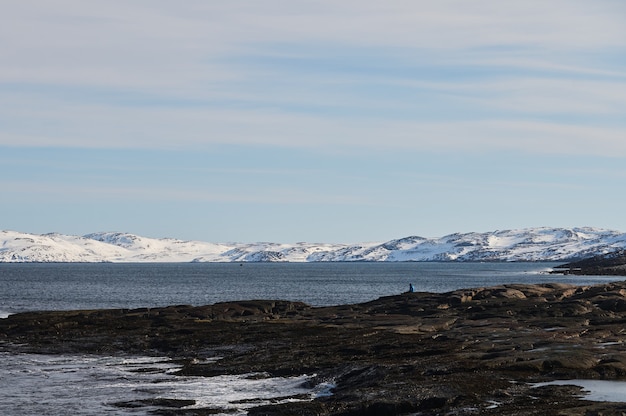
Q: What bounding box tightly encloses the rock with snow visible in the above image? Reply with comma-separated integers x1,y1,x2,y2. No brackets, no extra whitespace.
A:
0,227,625,263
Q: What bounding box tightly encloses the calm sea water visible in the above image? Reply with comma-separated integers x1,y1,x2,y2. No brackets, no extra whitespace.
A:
0,262,622,415
0,262,620,315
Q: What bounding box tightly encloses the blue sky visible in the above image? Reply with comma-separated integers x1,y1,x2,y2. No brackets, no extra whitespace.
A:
1,1,625,243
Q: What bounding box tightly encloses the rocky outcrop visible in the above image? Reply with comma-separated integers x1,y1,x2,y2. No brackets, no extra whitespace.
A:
3,281,626,415
553,250,626,276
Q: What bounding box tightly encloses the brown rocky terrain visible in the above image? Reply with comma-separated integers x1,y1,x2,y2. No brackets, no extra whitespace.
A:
3,281,626,415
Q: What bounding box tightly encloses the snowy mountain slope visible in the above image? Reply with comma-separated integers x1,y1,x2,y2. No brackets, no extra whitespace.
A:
83,232,232,262
0,231,129,262
1,227,625,263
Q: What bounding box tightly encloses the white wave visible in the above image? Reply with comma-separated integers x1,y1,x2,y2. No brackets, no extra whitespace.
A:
0,353,331,415
0,311,11,319
311,379,336,398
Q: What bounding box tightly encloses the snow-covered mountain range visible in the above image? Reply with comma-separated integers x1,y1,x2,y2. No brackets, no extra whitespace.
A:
1,227,626,263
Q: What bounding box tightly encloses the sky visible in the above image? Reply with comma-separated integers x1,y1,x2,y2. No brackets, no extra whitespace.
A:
1,1,626,243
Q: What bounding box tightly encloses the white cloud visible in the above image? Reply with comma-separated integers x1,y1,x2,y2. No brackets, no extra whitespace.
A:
1,0,625,157
454,77,626,115
2,90,625,157
2,0,624,87
0,178,371,206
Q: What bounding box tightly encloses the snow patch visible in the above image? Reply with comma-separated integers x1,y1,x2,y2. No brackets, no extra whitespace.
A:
0,228,625,263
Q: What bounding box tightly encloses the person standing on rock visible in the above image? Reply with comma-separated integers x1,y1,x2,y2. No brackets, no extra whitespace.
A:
409,283,415,293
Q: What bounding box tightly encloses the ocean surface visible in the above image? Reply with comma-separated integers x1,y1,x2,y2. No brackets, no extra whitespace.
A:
1,262,620,315
1,262,623,415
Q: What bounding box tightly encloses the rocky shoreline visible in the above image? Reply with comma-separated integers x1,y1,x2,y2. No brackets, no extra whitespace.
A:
552,250,626,277
3,281,626,415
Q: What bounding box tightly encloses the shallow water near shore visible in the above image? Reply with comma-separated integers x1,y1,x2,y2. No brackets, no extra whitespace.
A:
533,380,626,402
0,352,330,416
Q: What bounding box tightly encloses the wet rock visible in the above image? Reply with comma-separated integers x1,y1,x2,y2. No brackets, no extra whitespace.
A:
4,281,626,415
112,398,196,409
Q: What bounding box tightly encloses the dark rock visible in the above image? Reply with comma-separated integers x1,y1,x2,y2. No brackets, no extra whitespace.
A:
112,398,196,408
4,281,626,414
553,250,626,276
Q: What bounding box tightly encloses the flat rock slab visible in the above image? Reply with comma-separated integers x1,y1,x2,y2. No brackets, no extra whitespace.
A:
3,281,626,415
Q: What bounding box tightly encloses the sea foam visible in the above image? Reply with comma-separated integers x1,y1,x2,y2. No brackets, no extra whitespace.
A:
0,353,330,416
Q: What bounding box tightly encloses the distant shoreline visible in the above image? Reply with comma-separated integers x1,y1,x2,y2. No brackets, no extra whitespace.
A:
550,250,626,277
3,227,626,262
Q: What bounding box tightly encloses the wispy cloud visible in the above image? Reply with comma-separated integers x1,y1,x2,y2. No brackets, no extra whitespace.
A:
0,179,371,207
2,0,624,157
2,1,625,240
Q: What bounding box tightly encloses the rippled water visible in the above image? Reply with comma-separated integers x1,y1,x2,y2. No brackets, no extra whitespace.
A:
0,262,618,315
